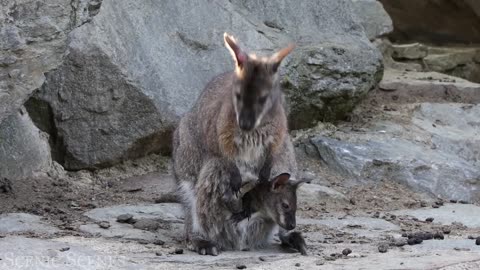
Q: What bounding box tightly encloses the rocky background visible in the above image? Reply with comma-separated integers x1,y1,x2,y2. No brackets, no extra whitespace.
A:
1,1,480,269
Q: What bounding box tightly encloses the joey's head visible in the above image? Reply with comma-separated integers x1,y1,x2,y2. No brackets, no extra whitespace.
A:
224,33,294,131
258,173,310,231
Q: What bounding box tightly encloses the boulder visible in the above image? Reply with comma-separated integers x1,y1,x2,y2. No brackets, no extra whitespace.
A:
0,0,102,123
33,0,382,169
391,43,428,60
307,102,480,203
350,0,393,40
380,0,480,45
0,108,52,179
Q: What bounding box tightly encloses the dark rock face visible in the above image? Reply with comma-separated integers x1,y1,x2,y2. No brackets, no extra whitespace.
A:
380,0,480,45
28,0,382,169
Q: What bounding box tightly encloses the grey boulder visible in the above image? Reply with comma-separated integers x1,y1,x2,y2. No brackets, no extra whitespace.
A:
31,0,381,169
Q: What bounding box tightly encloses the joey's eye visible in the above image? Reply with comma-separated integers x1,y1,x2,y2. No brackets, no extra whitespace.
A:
258,96,267,105
281,202,289,210
236,93,241,100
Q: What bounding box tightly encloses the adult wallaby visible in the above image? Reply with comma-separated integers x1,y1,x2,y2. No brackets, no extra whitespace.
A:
195,172,309,255
172,33,297,254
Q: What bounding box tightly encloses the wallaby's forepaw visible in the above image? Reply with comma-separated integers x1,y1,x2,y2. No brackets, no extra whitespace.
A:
193,239,219,256
280,231,308,256
229,165,242,197
230,208,251,223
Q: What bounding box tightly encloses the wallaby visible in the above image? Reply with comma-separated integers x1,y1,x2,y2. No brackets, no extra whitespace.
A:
195,172,309,255
172,33,297,254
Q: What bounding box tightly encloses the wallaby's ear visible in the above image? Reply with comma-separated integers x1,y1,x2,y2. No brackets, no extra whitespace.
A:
224,33,247,69
271,44,295,73
289,178,312,189
271,173,291,191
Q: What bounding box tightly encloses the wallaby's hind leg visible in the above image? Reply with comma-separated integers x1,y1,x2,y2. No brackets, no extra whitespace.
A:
194,158,243,253
279,229,308,255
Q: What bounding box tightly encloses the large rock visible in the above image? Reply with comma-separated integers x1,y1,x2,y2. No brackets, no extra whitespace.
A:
0,108,52,179
380,0,480,44
350,0,393,40
33,0,382,169
308,102,480,203
0,0,102,123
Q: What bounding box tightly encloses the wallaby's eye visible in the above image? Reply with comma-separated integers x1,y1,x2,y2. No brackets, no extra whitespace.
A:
258,96,267,105
236,93,241,100
281,202,289,210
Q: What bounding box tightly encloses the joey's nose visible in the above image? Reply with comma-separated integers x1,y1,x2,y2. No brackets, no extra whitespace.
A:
286,223,295,231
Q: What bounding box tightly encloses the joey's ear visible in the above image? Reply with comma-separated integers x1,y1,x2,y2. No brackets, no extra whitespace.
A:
271,44,295,73
289,178,312,189
271,173,291,191
224,33,248,69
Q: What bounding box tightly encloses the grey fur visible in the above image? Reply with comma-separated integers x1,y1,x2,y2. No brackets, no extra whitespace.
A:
172,34,297,254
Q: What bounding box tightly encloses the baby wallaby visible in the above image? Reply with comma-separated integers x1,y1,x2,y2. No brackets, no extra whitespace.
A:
195,172,309,255
172,33,297,252
236,173,309,255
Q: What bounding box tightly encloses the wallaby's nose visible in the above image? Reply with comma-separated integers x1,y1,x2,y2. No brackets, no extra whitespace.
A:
286,223,295,231
239,112,255,131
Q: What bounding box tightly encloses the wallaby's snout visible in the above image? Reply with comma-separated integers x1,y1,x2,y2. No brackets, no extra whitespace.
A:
239,110,255,131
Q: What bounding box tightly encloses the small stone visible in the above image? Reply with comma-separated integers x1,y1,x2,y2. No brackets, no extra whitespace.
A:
476,237,480,246
174,248,184,254
295,263,301,267
98,221,110,229
259,256,267,261
378,244,388,253
401,233,408,238
420,201,428,207
155,252,162,256
342,248,352,256
422,232,433,240
459,200,469,204
373,212,380,218
315,260,325,265
468,235,475,240
153,240,165,246
347,253,361,258
432,204,439,208
117,214,134,223
449,199,458,203
236,264,247,269
425,217,434,223
59,247,70,252
442,228,451,235
407,238,422,245
434,232,445,240
394,239,407,247
138,240,150,245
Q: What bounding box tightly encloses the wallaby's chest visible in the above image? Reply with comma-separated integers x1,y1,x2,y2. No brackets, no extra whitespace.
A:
234,131,273,183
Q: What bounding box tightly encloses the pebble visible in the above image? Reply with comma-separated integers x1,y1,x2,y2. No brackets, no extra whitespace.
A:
315,260,325,265
236,264,247,269
459,200,469,204
342,248,352,256
174,248,184,254
407,238,423,245
476,237,480,246
425,217,434,223
259,256,267,262
468,235,475,240
422,232,433,240
394,239,407,247
133,219,160,231
295,263,301,267
153,239,165,246
59,247,70,252
442,228,451,235
117,214,134,224
432,204,439,208
373,212,380,218
378,244,388,253
434,232,445,240
449,199,458,203
98,221,111,229
420,202,428,207
155,252,162,256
